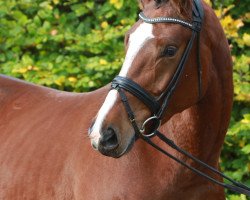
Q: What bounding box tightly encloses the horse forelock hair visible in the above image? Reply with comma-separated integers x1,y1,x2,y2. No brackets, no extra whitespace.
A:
138,0,193,20
169,0,193,20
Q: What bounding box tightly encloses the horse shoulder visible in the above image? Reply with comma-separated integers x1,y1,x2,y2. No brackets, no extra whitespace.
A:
0,75,109,199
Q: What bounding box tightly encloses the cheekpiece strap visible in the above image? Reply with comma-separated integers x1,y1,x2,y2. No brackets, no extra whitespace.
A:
193,0,204,20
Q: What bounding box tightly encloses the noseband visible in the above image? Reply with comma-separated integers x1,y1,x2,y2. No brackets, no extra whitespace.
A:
111,0,203,137
110,0,250,196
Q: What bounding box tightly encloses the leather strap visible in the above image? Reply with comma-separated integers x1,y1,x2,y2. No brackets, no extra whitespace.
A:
139,12,194,30
112,76,160,114
115,84,250,196
109,0,250,196
194,0,204,20
111,0,204,130
156,29,198,118
143,131,250,196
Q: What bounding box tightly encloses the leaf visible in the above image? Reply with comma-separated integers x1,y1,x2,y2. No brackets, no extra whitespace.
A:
242,144,250,154
243,33,250,46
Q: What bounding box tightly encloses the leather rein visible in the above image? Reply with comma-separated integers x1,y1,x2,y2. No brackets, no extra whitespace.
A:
110,0,250,196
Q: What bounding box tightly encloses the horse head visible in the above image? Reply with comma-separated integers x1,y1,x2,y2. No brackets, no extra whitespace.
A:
89,0,212,158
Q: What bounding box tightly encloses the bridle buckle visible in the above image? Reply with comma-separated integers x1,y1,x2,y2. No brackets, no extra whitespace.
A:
140,116,161,137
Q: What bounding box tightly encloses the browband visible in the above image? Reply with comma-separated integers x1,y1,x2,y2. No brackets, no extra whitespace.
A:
138,12,194,30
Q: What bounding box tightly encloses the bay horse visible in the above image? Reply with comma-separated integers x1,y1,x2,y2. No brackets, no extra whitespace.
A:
0,0,234,199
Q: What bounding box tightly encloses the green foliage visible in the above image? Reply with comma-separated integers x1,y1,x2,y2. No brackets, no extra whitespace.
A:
207,0,250,199
0,0,249,199
222,103,250,200
0,0,138,91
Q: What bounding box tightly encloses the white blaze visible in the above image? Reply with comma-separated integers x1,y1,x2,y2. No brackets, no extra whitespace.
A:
119,23,154,76
90,23,154,144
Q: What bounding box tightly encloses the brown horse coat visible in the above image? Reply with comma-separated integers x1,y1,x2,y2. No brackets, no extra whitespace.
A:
0,1,233,200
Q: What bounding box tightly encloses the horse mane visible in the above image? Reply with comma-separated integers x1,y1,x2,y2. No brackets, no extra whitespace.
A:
169,0,193,20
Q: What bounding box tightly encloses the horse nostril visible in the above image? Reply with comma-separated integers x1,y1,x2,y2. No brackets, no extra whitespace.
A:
99,127,119,151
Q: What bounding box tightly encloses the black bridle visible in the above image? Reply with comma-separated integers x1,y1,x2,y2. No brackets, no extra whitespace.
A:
112,1,203,137
110,0,250,196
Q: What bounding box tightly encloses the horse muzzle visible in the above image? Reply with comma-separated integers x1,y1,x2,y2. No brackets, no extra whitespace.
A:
98,127,119,152
89,125,136,158
89,126,121,157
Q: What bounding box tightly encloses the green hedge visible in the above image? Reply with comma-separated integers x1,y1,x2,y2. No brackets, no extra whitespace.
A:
0,0,138,91
209,1,250,199
0,1,249,199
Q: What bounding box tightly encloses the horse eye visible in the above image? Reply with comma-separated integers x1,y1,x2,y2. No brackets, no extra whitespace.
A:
162,46,177,57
